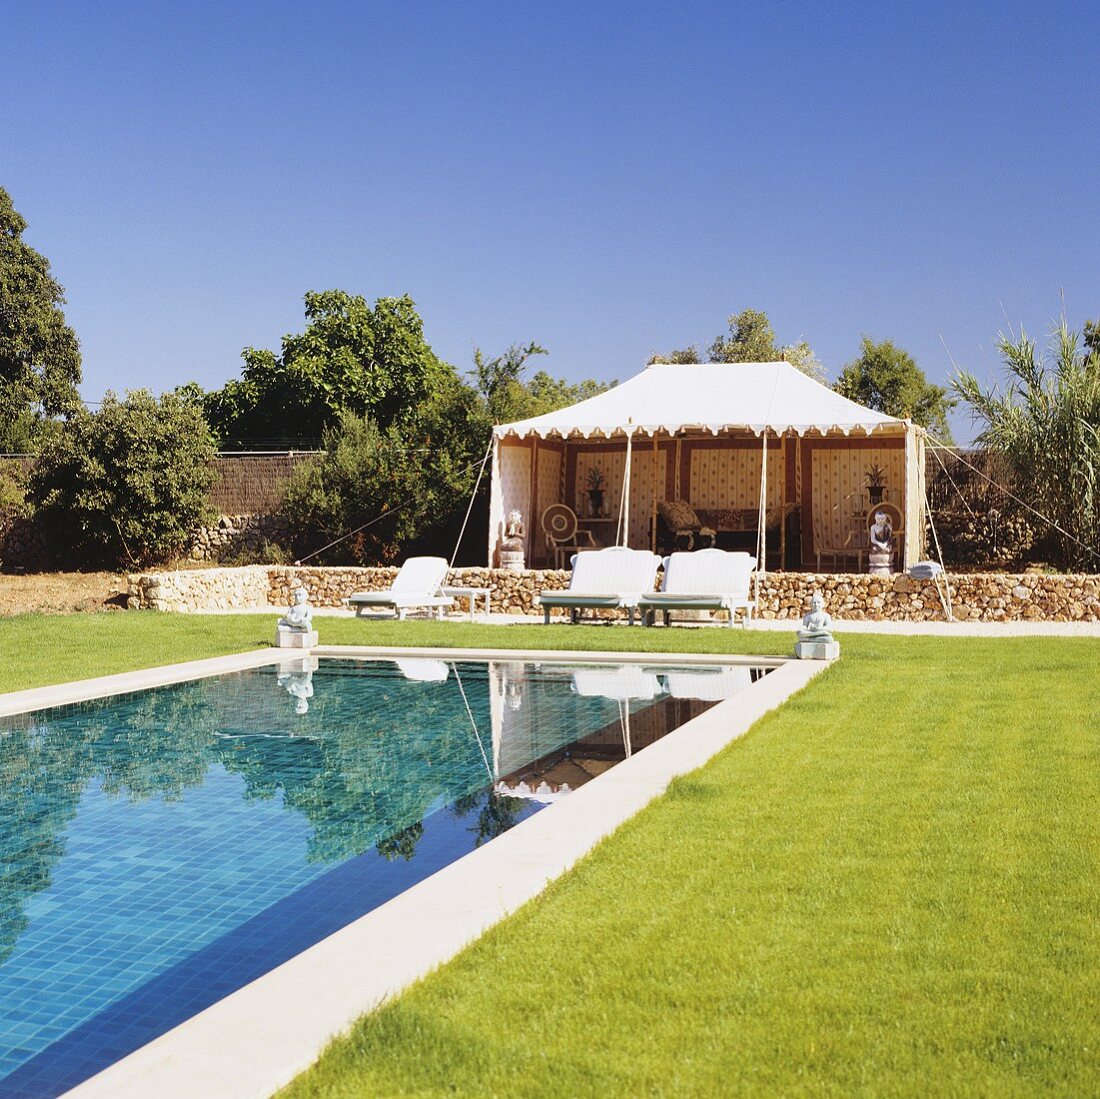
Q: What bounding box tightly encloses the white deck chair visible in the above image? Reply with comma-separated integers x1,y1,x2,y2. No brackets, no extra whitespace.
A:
537,547,663,625
346,556,454,620
638,549,756,628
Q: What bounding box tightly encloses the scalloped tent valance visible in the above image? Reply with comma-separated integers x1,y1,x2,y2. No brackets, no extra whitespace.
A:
492,361,908,439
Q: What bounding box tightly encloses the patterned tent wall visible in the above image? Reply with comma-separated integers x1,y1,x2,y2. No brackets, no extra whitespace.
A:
810,446,905,553
689,446,783,513
488,427,924,569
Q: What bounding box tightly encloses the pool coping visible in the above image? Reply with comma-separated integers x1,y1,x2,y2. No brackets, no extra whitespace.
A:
17,645,830,1099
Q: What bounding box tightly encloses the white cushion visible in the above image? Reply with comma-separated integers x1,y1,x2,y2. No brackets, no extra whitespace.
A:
567,547,663,596
660,549,755,598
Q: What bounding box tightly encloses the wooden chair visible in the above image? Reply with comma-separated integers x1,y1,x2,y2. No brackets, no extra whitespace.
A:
541,504,596,568
812,515,867,573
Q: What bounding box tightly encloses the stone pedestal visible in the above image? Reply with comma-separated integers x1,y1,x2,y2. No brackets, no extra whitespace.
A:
794,640,840,660
868,550,893,577
275,627,318,649
499,549,525,571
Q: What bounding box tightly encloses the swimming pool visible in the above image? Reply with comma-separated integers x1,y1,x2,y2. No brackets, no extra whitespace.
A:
0,655,770,1097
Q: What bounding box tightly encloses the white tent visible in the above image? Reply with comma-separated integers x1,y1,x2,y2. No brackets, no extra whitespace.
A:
488,361,926,572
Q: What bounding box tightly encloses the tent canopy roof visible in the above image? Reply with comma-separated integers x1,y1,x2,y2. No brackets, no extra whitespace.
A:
493,361,908,440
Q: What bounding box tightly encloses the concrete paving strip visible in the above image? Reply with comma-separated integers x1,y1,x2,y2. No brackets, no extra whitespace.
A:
194,603,1100,636
55,650,828,1099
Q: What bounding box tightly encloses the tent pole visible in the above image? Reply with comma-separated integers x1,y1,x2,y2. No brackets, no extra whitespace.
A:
779,431,787,571
651,434,659,553
757,430,768,583
621,428,634,547
529,436,539,565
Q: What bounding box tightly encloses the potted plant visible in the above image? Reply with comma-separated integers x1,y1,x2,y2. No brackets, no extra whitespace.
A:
585,467,606,517
865,463,887,505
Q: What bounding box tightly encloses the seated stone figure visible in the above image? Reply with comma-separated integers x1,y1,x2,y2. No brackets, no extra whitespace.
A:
869,511,894,552
502,509,525,550
278,587,314,632
797,591,834,644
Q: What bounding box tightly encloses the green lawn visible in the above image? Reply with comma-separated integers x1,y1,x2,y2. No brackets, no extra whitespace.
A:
4,615,1098,1095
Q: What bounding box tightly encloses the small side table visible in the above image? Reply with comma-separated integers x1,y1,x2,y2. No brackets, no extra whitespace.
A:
442,586,492,621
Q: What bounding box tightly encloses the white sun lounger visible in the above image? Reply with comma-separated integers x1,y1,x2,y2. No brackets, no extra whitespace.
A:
538,547,663,625
347,556,454,620
638,549,756,628
662,666,755,700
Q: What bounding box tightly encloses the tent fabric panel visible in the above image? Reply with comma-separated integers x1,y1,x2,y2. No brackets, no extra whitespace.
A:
903,427,925,568
689,445,782,512
811,445,905,558
625,447,666,549
493,361,904,440
488,440,531,566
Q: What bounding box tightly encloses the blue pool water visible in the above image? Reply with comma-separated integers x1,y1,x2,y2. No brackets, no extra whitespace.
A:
0,656,766,1096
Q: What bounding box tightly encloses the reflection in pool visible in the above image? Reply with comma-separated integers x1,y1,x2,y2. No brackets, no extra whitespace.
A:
0,656,768,1096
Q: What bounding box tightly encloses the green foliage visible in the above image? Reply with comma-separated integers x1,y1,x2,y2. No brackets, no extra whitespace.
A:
0,187,82,448
708,308,780,363
202,291,451,447
1084,318,1100,359
472,342,614,425
29,390,217,568
835,337,956,439
648,346,701,364
0,459,27,520
281,396,488,566
652,309,824,380
953,319,1100,570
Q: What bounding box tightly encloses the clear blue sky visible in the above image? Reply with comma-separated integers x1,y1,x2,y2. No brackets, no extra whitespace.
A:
4,1,1098,441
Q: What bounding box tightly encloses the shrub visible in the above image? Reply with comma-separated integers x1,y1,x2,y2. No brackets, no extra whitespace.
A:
954,320,1100,571
0,460,31,569
30,390,217,569
282,397,489,566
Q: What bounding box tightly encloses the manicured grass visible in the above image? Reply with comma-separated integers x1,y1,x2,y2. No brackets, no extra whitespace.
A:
4,615,1098,1094
0,612,790,694
275,634,1099,1098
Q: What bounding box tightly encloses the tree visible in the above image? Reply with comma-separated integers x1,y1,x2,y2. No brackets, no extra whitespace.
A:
834,337,955,439
201,291,450,447
1085,318,1100,359
472,341,614,425
30,390,217,568
708,308,781,363
651,308,825,380
648,347,701,365
953,320,1100,571
281,397,488,566
0,187,82,449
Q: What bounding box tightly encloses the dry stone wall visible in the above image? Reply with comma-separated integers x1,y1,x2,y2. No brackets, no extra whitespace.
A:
126,564,1100,622
267,566,571,614
189,514,289,562
127,566,273,612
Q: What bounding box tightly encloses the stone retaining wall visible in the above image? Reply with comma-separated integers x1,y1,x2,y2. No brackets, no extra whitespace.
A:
126,565,1100,621
127,566,273,612
189,514,289,562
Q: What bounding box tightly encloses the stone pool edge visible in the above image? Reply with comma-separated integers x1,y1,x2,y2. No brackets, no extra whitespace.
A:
41,646,828,1099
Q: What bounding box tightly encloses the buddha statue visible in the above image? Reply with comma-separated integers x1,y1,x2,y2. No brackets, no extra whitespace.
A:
797,592,834,644
502,510,525,550
869,511,894,552
278,587,314,632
